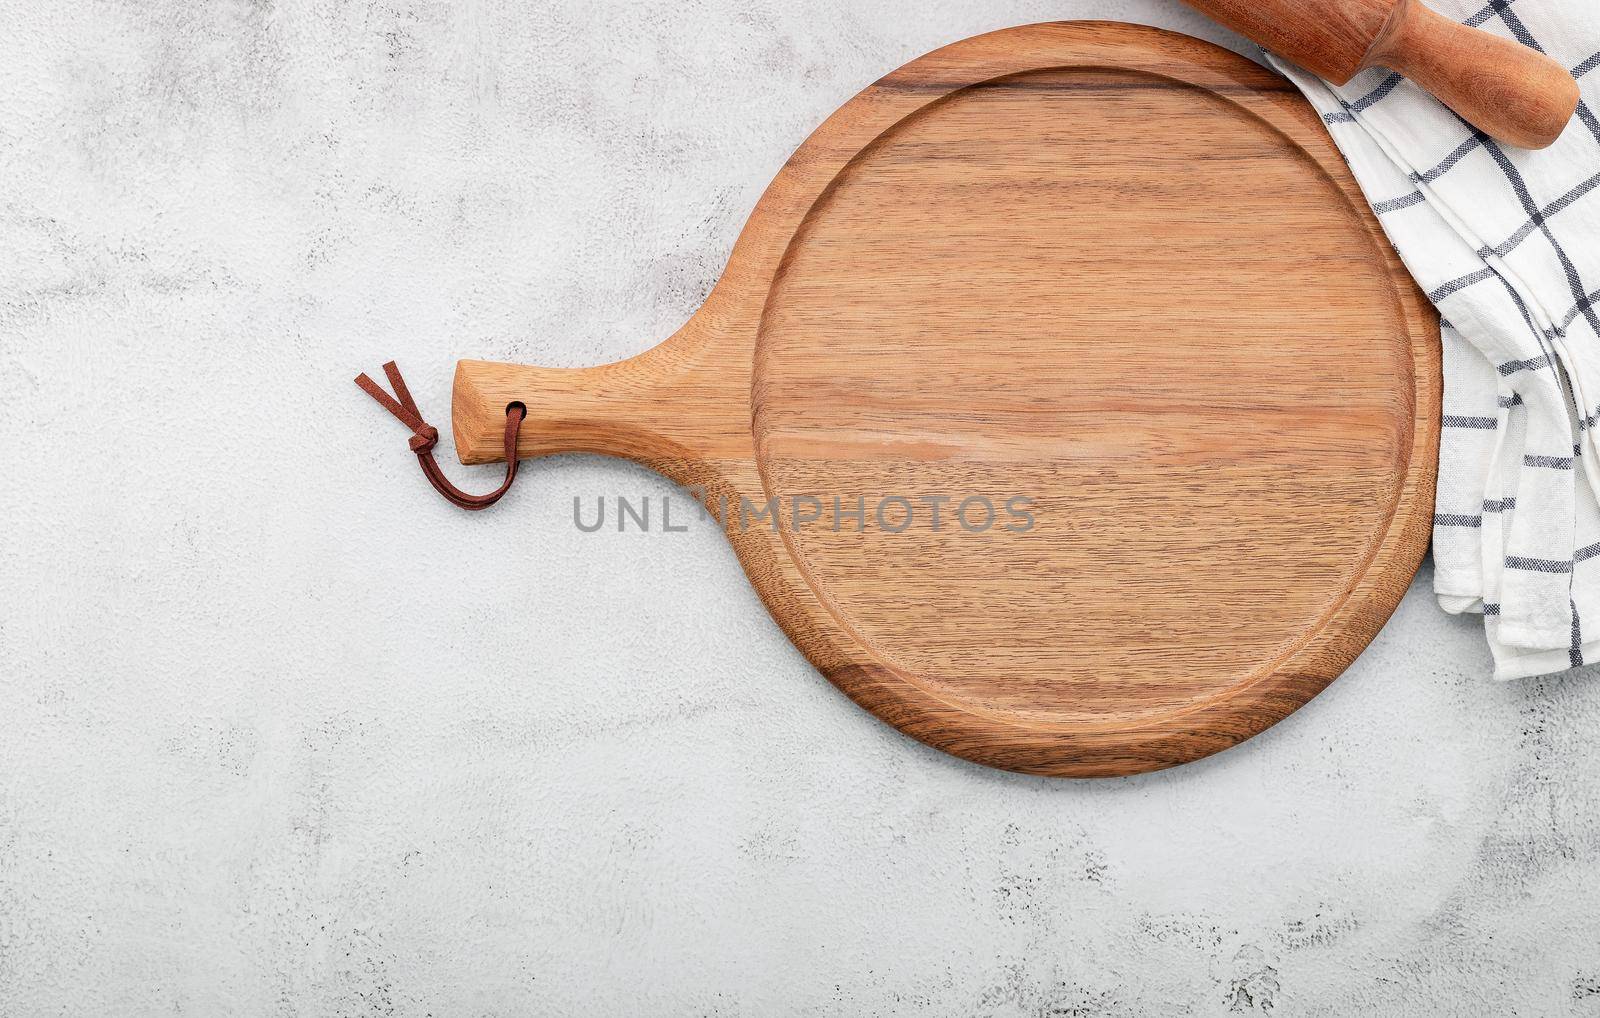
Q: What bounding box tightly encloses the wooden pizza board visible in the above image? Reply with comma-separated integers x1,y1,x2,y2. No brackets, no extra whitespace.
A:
450,22,1440,777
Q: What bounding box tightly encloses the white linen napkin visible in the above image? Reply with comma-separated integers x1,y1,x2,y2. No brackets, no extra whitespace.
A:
1266,0,1600,679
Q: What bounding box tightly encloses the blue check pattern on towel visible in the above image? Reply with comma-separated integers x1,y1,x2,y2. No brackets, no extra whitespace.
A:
1268,0,1600,679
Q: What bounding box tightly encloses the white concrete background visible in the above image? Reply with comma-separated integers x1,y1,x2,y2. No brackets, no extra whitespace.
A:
3,0,1599,1014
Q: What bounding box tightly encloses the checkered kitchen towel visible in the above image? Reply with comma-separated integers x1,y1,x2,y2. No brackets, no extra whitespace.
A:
1266,1,1600,679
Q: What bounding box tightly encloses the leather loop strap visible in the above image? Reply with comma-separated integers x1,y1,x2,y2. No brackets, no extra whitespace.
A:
355,361,525,511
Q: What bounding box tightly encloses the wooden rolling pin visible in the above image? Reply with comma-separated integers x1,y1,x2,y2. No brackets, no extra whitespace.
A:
1186,0,1579,148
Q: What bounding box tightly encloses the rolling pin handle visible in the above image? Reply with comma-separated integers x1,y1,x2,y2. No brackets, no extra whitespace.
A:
1369,0,1579,149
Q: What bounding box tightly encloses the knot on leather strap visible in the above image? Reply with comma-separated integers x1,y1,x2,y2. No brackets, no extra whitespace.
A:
408,425,439,454
355,361,523,511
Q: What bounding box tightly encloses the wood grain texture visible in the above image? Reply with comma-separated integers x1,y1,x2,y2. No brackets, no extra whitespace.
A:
452,23,1441,778
1183,0,1578,148
1185,0,1393,80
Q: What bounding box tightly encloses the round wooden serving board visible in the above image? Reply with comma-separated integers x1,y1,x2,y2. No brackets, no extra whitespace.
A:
452,22,1440,777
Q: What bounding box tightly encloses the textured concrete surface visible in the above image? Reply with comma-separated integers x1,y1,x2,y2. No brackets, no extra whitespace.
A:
4,0,1600,1014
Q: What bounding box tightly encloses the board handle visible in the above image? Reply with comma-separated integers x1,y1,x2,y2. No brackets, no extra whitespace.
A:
451,329,746,471
1369,0,1578,149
